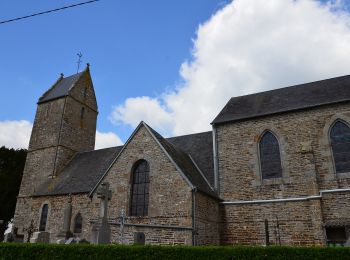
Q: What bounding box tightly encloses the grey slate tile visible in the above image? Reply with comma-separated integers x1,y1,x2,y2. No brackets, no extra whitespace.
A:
212,74,350,125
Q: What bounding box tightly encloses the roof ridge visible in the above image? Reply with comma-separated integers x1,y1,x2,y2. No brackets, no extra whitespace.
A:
38,73,64,102
166,131,212,140
77,145,122,155
228,74,350,101
67,71,85,93
212,74,350,125
188,154,214,192
38,69,89,104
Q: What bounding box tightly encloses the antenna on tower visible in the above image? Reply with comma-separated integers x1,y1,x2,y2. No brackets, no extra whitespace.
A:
76,52,83,73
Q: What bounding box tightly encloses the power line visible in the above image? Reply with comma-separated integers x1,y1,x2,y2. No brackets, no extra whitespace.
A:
0,0,101,25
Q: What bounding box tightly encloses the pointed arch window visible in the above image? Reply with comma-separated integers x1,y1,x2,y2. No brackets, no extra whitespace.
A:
130,160,150,216
330,120,350,173
74,213,83,233
39,204,49,231
259,131,282,179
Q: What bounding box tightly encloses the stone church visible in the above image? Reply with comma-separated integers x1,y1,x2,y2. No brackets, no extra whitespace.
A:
13,64,350,246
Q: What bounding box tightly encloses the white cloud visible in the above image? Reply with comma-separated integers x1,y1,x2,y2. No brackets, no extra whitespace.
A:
113,0,350,136
109,96,173,134
0,119,122,150
95,130,123,149
0,120,32,149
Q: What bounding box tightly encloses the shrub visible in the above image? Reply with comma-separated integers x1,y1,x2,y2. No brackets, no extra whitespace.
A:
0,243,350,260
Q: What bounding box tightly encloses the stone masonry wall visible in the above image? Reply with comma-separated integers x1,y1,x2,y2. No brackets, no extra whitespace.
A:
321,192,350,226
14,98,66,235
221,200,325,246
109,225,192,245
91,125,194,245
14,69,98,239
195,191,220,245
29,194,96,243
69,68,98,112
52,70,98,175
216,102,350,245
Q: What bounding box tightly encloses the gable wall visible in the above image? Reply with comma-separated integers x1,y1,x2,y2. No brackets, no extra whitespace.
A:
69,70,98,111
216,102,350,245
91,125,194,245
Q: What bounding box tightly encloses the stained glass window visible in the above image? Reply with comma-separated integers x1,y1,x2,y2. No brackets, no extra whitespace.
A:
259,131,282,179
130,160,150,216
330,121,350,173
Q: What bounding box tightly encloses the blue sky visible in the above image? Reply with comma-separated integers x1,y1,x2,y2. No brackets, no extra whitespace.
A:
0,0,225,143
2,0,350,149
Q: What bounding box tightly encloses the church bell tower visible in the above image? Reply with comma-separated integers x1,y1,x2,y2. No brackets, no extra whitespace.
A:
14,64,98,237
19,64,98,196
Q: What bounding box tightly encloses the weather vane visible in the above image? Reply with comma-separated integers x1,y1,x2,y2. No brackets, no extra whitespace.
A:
76,52,83,73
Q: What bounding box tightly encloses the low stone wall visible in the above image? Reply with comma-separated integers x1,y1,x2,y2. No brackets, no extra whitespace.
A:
220,199,325,246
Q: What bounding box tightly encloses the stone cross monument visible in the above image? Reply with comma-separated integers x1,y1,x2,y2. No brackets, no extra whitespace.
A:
97,182,112,244
58,194,73,240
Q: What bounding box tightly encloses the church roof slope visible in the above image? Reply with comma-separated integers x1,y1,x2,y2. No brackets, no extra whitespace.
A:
34,146,121,196
34,124,216,199
38,71,84,104
167,131,214,187
212,74,350,125
146,125,217,198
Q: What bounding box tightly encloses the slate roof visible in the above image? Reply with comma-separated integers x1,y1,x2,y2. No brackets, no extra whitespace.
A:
34,146,121,196
146,125,217,198
34,127,216,198
38,72,84,104
212,74,350,125
167,131,214,187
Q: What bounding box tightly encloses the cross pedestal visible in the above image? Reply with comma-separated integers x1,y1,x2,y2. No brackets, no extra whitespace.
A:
96,182,112,244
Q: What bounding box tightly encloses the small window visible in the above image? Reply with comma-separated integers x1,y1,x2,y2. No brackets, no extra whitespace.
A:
80,107,85,119
330,121,350,173
74,213,83,233
259,131,282,179
83,87,88,98
39,204,49,231
130,160,150,216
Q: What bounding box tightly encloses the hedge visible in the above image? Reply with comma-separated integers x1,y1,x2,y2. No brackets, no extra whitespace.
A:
1,243,350,260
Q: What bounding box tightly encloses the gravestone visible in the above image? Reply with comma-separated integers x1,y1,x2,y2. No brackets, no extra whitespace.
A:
23,219,35,243
56,239,66,244
65,237,77,244
345,236,350,247
90,224,98,244
30,231,50,243
96,182,112,244
134,232,145,245
58,194,73,239
3,233,14,242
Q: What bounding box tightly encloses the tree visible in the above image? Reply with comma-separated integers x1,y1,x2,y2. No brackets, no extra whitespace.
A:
0,146,27,241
